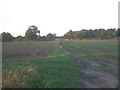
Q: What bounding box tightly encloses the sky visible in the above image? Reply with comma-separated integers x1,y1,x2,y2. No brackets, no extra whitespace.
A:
0,0,119,37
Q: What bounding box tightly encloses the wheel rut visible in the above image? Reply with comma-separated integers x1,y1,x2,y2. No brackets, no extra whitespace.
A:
59,45,118,88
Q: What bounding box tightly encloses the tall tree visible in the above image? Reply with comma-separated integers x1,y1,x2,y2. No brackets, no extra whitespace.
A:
2,32,14,42
46,33,56,41
25,25,40,40
46,33,54,38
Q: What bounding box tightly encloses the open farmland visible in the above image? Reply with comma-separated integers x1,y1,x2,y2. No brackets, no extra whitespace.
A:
61,39,118,61
2,41,56,61
2,41,83,88
60,39,118,88
2,40,118,88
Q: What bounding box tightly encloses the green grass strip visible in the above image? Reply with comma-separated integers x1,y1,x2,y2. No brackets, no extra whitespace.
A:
3,41,83,88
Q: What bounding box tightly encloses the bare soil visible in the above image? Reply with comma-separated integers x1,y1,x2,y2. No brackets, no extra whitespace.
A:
2,41,56,61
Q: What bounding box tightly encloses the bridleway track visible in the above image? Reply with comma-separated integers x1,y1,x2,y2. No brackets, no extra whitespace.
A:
59,44,118,88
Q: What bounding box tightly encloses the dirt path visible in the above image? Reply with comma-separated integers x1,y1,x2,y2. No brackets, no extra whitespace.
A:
59,45,118,88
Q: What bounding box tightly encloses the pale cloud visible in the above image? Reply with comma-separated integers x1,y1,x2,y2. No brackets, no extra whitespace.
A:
0,0,119,36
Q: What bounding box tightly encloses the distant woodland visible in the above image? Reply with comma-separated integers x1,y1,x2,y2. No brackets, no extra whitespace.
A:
1,25,120,42
1,25,58,42
63,28,120,40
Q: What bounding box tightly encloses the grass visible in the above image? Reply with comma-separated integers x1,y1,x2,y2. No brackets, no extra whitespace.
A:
61,39,118,77
92,52,118,61
3,41,83,88
62,39,118,61
75,40,118,55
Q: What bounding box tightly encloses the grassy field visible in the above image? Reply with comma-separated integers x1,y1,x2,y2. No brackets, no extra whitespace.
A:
61,39,118,60
2,39,118,88
61,39,118,77
3,41,83,88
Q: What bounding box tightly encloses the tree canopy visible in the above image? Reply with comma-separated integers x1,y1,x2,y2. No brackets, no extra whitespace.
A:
1,26,119,42
2,32,14,42
63,28,118,40
25,25,40,40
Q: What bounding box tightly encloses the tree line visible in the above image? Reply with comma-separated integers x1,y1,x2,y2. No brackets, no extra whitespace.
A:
1,25,58,42
63,28,120,40
1,25,120,42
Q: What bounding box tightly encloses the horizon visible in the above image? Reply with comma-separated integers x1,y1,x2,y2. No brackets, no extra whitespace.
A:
1,27,118,37
0,0,119,37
